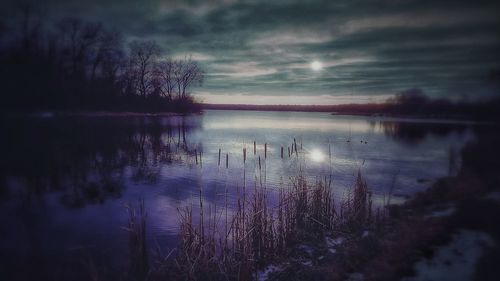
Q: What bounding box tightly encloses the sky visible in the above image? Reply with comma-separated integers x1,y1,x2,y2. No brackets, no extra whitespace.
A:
2,0,500,105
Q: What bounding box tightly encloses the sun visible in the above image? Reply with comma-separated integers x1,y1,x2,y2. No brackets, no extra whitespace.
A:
311,60,323,71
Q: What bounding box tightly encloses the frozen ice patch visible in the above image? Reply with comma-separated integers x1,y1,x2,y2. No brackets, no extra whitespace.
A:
297,244,314,257
325,236,345,247
257,264,283,281
402,230,495,281
301,260,313,266
484,191,500,202
326,236,344,255
429,206,456,218
346,272,364,281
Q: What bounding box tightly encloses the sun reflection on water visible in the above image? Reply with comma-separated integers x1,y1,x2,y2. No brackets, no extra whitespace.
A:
309,149,325,162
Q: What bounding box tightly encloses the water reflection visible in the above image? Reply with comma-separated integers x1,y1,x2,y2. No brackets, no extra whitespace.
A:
0,111,481,281
372,119,471,144
0,113,476,217
309,149,326,162
0,116,201,208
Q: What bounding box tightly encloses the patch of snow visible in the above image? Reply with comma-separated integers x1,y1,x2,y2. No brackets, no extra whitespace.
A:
483,191,500,202
402,229,495,281
362,231,370,238
257,264,284,281
325,236,344,255
429,206,456,217
325,236,345,247
318,255,324,260
346,272,364,281
301,260,313,266
297,244,314,256
39,112,54,118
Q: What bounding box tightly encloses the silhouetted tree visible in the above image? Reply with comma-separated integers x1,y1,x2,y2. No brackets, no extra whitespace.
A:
173,58,204,99
0,6,203,113
121,58,138,97
388,88,429,106
56,17,103,76
154,59,176,100
100,30,124,83
88,28,122,82
128,40,161,98
18,3,44,57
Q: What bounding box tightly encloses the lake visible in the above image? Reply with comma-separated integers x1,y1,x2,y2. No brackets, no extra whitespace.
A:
0,110,478,276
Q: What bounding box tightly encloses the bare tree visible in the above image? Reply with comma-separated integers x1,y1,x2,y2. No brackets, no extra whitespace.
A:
173,59,185,99
102,35,125,83
121,58,138,96
154,59,176,100
18,3,44,56
90,29,123,82
128,40,161,98
150,63,164,98
388,88,429,105
173,58,204,99
56,18,102,75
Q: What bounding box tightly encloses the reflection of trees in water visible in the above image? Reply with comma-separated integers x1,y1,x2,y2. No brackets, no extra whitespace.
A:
0,116,200,208
372,120,469,144
126,119,190,183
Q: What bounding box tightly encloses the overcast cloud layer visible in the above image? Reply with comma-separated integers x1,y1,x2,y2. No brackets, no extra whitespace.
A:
2,0,500,104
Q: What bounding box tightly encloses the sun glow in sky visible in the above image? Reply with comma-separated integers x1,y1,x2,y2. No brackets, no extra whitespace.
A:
5,0,498,105
311,60,323,71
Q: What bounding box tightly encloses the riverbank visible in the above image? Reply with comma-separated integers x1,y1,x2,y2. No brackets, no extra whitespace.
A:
262,128,500,281
110,128,499,281
1,112,497,281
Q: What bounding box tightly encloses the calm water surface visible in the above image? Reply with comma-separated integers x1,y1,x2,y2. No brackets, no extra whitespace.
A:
0,110,477,273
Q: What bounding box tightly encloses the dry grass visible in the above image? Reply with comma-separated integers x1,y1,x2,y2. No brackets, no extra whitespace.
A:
124,199,149,280
161,169,377,280
122,140,382,281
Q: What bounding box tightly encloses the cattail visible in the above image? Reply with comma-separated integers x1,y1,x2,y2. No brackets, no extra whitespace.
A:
264,143,267,159
226,153,229,168
281,146,284,159
254,141,256,155
218,148,221,166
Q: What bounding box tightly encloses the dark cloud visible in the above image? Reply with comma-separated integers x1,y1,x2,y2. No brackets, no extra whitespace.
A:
1,0,500,103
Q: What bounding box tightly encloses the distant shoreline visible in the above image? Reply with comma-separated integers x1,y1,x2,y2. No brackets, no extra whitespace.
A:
2,103,497,123
200,103,491,122
202,103,347,112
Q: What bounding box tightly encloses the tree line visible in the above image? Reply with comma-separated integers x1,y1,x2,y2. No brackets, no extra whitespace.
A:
203,87,500,121
0,6,204,113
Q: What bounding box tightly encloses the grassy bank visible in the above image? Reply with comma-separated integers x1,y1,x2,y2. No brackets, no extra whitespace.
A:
268,128,500,281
